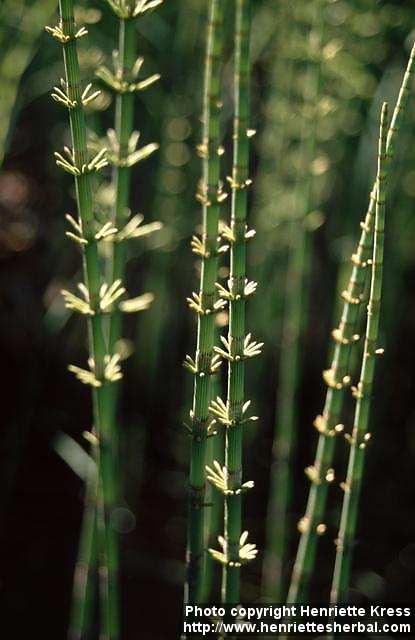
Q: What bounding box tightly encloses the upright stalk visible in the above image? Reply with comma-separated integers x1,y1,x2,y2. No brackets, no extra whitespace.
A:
68,2,162,632
287,43,415,604
69,456,98,638
102,0,162,356
107,15,138,449
330,103,388,604
208,0,259,605
47,2,121,635
262,1,323,601
97,0,162,456
184,0,225,603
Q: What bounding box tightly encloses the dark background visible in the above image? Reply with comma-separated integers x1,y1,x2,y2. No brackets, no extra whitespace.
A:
1,1,415,638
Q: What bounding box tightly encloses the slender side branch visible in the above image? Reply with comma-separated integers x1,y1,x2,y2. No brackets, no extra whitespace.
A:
288,43,415,604
330,103,388,604
184,0,225,603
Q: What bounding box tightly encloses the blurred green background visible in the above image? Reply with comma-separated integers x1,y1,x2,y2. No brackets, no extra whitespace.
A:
1,1,415,637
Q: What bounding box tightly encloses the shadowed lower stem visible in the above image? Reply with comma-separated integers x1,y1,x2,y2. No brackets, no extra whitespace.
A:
69,454,98,639
287,42,415,605
330,103,389,605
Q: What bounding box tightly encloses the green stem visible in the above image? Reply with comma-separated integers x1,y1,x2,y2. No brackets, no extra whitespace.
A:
330,103,388,605
222,0,252,605
263,2,323,601
287,43,415,604
57,1,120,635
105,18,138,618
200,365,223,603
185,0,224,603
97,482,111,638
69,462,98,639
109,16,137,353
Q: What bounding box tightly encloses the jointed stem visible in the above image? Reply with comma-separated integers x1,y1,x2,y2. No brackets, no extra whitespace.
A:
185,0,224,603
330,103,389,605
109,16,137,353
287,43,415,604
222,0,253,605
69,465,98,640
56,1,120,635
103,17,138,621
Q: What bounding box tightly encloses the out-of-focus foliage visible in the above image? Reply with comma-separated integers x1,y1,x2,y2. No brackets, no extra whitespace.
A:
0,0,57,164
254,0,415,245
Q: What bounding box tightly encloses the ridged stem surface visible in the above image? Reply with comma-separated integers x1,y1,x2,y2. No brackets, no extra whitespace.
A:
109,16,137,352
222,0,252,605
69,461,98,638
58,1,120,635
287,43,415,604
185,0,224,603
330,103,388,604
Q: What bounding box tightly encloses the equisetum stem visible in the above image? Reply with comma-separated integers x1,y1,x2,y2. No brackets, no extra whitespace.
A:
97,481,111,638
109,16,137,353
185,0,224,603
201,372,223,603
330,103,388,605
263,2,323,602
222,0,253,605
69,458,98,639
53,1,120,635
104,16,138,623
287,43,415,605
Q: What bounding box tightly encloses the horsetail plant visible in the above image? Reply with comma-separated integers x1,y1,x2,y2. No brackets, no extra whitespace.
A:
96,0,162,379
46,0,122,635
69,443,98,638
67,2,163,633
184,0,226,603
330,103,388,605
96,0,162,543
287,43,415,604
208,0,259,604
